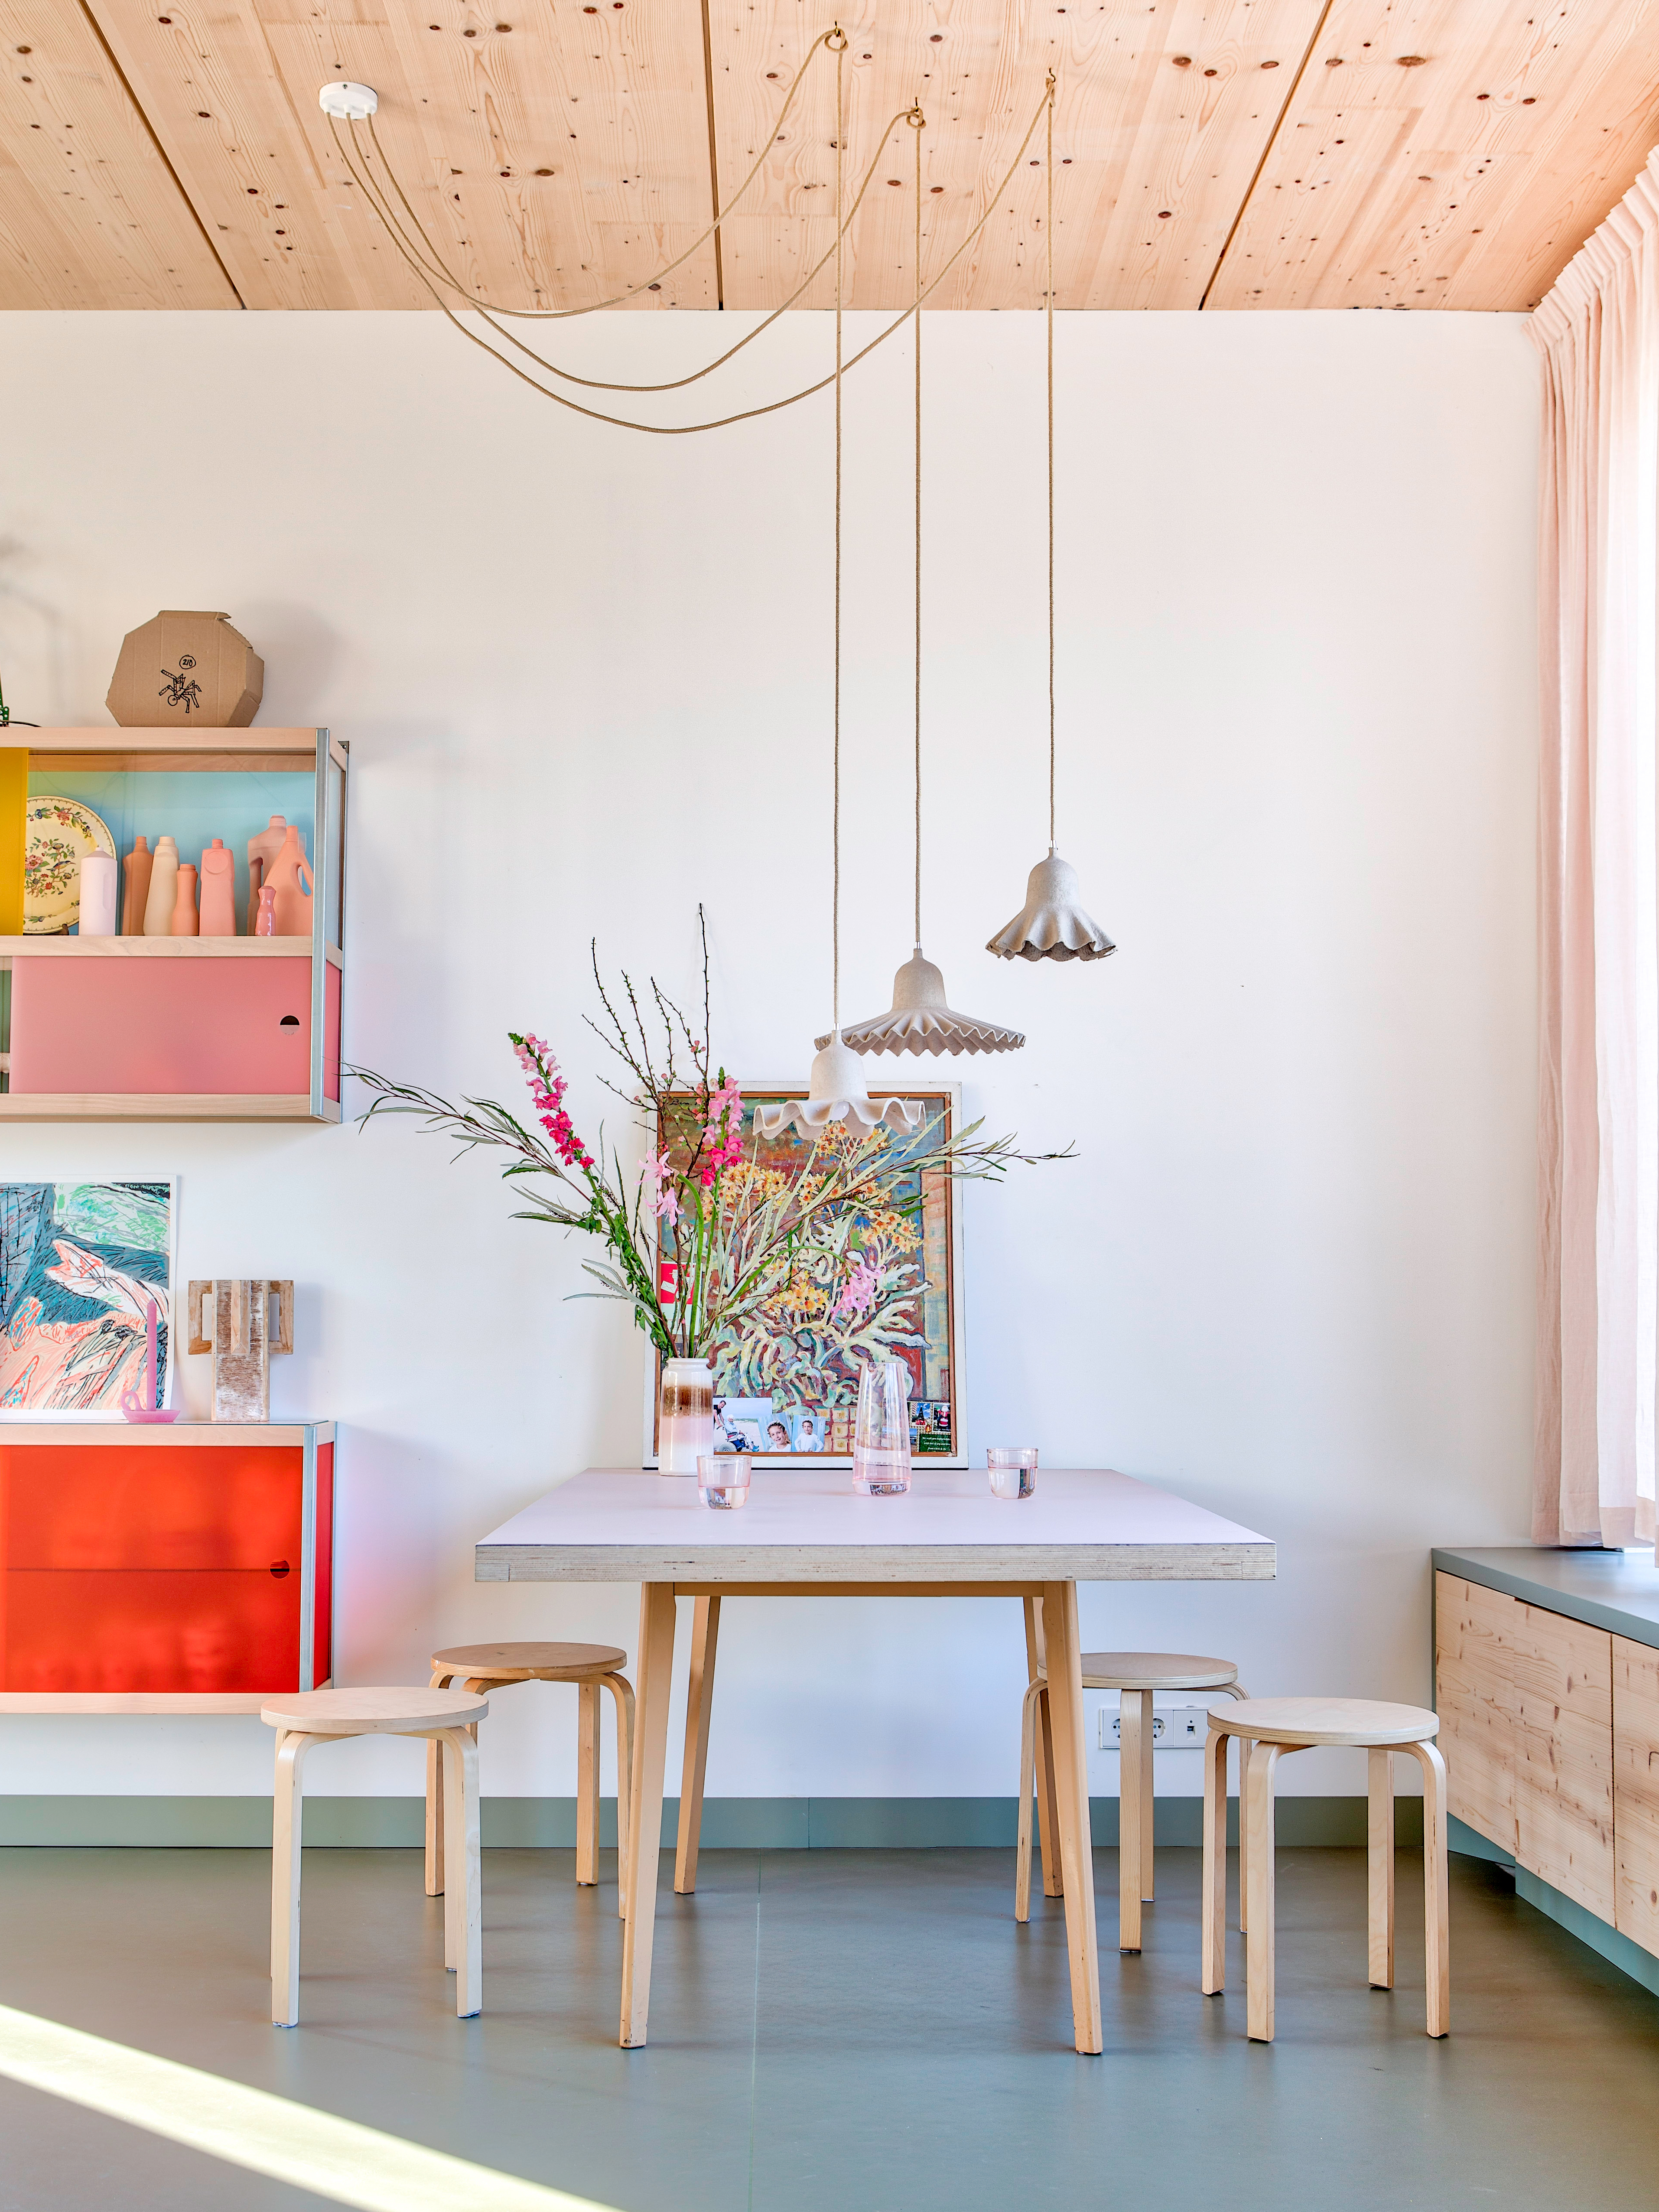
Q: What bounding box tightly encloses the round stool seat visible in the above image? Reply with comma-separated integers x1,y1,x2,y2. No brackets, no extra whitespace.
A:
1207,1696,1438,1748
263,1686,489,1736
1079,1651,1239,1692
431,1640,626,1682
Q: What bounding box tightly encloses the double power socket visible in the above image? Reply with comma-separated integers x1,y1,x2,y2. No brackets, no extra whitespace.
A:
1097,1706,1212,1752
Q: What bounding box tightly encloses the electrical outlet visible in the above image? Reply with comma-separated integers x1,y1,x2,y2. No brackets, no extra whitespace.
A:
1098,1705,1210,1751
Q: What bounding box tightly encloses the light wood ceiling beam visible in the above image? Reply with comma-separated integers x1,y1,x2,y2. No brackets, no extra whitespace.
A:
81,0,717,311
1207,0,1659,308
0,0,237,307
705,0,1330,311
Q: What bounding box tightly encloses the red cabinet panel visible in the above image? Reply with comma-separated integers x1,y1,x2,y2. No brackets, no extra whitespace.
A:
2,1444,300,1570
3,1569,298,1692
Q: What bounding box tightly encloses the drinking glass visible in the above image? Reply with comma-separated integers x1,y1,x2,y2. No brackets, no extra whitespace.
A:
987,1446,1038,1500
852,1361,912,1496
697,1453,751,1510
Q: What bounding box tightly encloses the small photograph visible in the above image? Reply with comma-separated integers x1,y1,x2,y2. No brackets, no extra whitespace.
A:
759,1412,795,1454
789,1408,829,1454
911,1400,953,1455
713,1395,774,1452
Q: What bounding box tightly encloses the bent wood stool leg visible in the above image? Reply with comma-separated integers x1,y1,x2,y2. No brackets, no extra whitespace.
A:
1368,1747,1395,1990
1218,1684,1252,1934
425,1666,457,1898
438,1725,482,2018
675,1595,721,1896
1245,1739,1285,2043
1411,1738,1450,2037
1015,1679,1041,1922
621,1582,677,2048
1041,1580,1102,2054
271,1729,318,2028
602,1671,635,1916
1118,1690,1150,1952
1022,1599,1062,1899
576,1681,601,1887
1200,1723,1229,1995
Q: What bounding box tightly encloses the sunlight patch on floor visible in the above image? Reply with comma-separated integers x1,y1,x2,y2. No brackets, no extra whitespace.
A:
0,2003,619,2212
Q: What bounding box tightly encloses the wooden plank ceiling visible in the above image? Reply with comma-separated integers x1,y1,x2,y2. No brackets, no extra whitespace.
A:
3,0,1659,310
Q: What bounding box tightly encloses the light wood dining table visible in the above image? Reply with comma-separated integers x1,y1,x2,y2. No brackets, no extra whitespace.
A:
475,1465,1274,2052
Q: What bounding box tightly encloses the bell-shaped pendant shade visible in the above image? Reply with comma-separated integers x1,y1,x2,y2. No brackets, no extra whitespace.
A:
818,949,1025,1057
987,847,1114,964
753,1032,927,1139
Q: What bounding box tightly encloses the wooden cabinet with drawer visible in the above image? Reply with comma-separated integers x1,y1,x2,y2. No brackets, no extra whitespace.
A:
1613,1635,1659,1957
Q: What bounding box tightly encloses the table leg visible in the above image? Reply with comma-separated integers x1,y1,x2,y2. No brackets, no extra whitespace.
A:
1041,1580,1103,2055
1022,1597,1063,1898
439,1725,483,2018
270,1729,316,2029
576,1681,602,1886
674,1594,720,1895
620,1581,677,2048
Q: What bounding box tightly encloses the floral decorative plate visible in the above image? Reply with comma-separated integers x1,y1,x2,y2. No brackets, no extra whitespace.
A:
23,796,116,934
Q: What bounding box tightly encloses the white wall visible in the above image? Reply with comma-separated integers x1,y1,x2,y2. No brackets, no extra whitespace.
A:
0,306,1539,1807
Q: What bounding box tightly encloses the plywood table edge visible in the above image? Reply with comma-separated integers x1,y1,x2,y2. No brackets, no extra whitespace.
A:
1431,1548,1659,1655
475,1542,1277,1584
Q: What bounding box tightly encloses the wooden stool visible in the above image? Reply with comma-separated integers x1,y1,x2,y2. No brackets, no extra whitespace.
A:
1017,1642,1251,1950
426,1642,635,1917
1201,1697,1448,2042
263,1686,488,2028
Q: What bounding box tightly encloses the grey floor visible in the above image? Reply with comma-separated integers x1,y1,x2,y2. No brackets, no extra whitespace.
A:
0,1844,1655,2211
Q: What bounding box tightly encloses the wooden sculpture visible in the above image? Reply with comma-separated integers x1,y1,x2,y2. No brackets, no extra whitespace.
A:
187,1280,294,1424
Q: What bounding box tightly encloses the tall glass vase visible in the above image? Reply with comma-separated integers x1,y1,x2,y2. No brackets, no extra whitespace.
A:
659,1357,714,1476
852,1359,912,1496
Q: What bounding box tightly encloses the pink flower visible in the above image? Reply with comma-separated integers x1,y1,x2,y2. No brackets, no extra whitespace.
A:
831,1258,880,1323
510,1031,592,1170
641,1148,681,1222
703,1075,745,1176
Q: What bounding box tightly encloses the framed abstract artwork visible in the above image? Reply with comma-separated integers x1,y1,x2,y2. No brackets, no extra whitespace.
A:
644,1086,964,1467
0,1181,176,1415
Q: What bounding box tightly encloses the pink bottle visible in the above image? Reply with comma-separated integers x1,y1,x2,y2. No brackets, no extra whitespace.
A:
170,862,199,937
264,823,314,937
253,884,277,938
247,814,301,933
198,838,237,937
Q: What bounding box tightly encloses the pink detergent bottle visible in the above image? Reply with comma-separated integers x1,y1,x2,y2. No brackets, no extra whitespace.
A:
263,822,314,937
169,860,199,937
253,884,277,938
198,838,236,937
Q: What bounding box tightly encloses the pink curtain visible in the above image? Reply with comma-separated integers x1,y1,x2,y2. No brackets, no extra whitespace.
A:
1532,155,1659,1549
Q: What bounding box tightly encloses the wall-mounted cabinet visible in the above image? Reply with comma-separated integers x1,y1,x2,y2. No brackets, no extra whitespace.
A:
0,727,345,1121
0,1422,334,1713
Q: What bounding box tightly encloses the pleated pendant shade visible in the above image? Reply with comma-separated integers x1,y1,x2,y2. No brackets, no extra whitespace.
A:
986,849,1115,964
754,1034,927,1138
822,950,1025,1055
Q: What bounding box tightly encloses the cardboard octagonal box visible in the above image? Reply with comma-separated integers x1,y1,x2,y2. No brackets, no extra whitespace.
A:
107,610,264,728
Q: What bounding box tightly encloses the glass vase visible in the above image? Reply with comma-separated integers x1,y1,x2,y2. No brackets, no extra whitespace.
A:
852,1359,912,1497
659,1356,714,1476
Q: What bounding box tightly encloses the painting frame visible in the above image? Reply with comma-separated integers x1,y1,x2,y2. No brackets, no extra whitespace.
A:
641,1083,966,1469
0,1179,178,1419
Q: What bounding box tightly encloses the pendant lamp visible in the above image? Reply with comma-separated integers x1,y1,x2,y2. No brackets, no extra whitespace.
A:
830,116,1025,1061
756,32,923,1143
986,79,1115,967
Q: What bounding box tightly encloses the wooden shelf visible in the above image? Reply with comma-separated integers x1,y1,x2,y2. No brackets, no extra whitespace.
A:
0,1093,340,1123
0,938,342,965
0,1692,285,1714
18,727,343,774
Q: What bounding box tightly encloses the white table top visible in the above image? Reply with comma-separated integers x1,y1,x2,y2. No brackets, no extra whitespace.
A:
475,1467,1275,1586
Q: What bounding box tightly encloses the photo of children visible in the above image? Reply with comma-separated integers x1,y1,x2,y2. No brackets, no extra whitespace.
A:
712,1397,775,1452
789,1411,827,1453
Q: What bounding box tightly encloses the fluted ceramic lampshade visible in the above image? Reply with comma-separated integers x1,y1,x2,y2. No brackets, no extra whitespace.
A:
820,950,1025,1057
754,1033,927,1138
987,848,1114,964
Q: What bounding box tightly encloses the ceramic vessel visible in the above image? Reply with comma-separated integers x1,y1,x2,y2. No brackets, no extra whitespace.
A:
264,824,314,936
659,1357,714,1475
170,862,199,936
142,836,179,937
198,838,236,937
247,814,301,932
122,836,153,935
253,885,277,938
22,795,114,934
78,852,118,937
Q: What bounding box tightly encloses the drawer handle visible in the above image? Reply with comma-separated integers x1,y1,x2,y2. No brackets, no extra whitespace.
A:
269,1560,291,1578
279,1015,301,1028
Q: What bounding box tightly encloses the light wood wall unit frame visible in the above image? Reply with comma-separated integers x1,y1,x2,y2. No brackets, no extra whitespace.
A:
0,728,345,1122
1433,1547,1659,1974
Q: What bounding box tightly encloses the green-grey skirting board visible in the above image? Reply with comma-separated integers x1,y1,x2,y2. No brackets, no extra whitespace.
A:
0,1795,1425,1849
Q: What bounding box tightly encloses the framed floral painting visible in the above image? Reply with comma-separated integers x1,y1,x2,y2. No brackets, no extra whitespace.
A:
644,1085,965,1467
